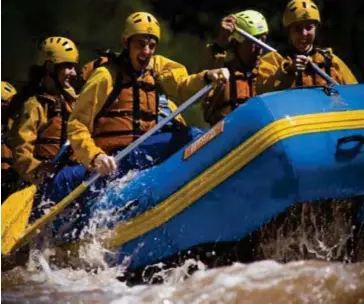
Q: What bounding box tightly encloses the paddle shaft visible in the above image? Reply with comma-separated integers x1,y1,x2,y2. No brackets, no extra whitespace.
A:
5,84,213,255
235,28,338,86
86,83,213,185
51,140,70,165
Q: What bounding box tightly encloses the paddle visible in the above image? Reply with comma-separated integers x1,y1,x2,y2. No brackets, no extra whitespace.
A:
1,84,214,256
1,141,70,254
235,27,338,86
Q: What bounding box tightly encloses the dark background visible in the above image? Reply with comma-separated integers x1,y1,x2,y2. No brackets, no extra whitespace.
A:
2,0,363,124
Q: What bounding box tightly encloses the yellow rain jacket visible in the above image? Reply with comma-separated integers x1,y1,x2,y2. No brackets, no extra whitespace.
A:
10,87,76,184
68,54,207,168
81,54,187,127
256,48,358,94
203,61,257,126
201,44,260,125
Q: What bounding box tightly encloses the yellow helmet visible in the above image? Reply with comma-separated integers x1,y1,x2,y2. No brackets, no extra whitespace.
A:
230,10,269,43
36,36,79,66
283,0,321,28
123,12,161,41
1,81,17,104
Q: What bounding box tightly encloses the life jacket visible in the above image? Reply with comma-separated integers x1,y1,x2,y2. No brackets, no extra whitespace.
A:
81,54,111,82
204,64,256,126
33,93,73,160
93,67,161,154
282,47,341,87
82,52,186,127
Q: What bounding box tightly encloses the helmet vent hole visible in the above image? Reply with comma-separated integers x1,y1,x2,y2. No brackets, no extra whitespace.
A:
134,19,142,24
57,38,62,44
248,21,254,24
65,48,73,52
133,13,140,19
290,7,297,12
4,87,12,93
62,41,68,46
147,16,152,22
50,38,54,43
303,2,307,8
311,4,317,10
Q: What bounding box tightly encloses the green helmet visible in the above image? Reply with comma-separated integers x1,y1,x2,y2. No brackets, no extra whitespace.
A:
230,10,269,43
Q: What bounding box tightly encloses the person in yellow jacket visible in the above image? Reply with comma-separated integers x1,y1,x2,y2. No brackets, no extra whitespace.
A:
68,11,229,175
202,10,269,125
32,12,230,232
1,81,19,202
80,50,187,128
256,0,357,94
10,36,79,185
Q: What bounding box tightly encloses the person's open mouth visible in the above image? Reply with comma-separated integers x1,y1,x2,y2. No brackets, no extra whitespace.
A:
137,56,149,66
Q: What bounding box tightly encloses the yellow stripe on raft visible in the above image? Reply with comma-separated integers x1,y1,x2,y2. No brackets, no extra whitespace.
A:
103,110,364,249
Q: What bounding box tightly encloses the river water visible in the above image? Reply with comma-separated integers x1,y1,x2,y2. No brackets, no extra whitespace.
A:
2,178,364,303
2,258,364,303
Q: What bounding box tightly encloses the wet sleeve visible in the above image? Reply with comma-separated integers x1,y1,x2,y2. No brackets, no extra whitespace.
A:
256,52,296,95
67,67,112,168
12,99,43,184
332,55,358,85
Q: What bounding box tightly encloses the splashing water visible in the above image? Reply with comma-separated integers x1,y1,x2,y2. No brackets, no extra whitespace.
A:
2,254,364,303
2,177,364,303
254,198,363,263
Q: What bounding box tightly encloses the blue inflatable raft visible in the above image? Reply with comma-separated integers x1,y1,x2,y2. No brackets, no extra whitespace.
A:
54,84,364,271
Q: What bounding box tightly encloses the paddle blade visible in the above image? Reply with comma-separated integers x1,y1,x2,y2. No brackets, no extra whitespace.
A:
2,182,88,256
1,185,36,254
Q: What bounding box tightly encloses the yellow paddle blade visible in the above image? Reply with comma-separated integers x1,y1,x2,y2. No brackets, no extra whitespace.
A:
1,185,37,252
2,182,88,256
